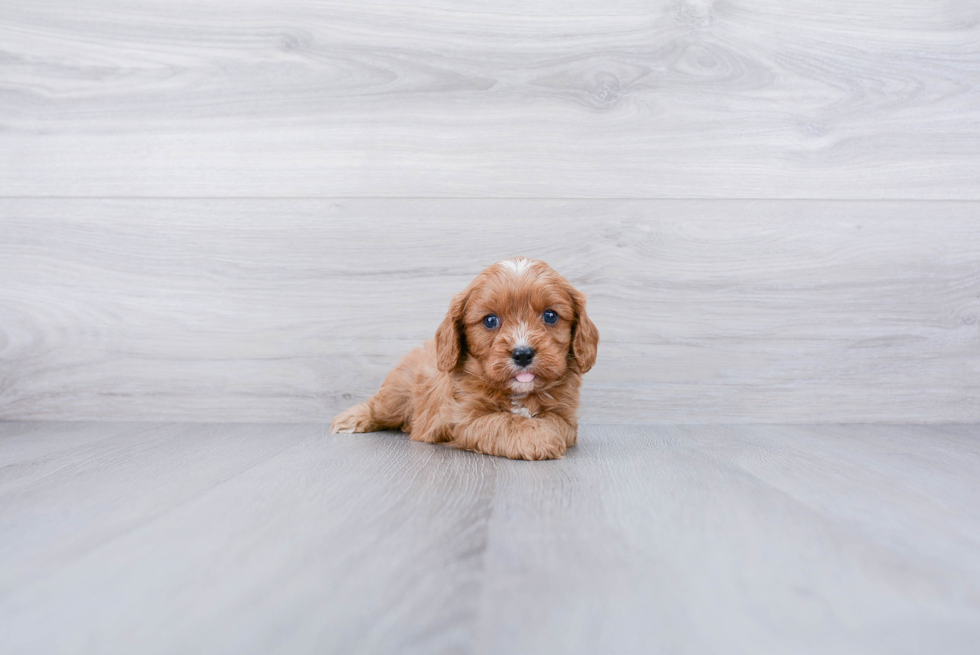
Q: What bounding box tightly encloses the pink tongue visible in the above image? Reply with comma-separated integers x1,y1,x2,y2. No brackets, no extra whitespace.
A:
516,372,536,383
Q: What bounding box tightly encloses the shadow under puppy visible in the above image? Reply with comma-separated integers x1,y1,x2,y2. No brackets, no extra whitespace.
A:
331,257,599,460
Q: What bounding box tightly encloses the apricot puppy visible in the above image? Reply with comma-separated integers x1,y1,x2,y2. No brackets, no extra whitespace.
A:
330,257,599,460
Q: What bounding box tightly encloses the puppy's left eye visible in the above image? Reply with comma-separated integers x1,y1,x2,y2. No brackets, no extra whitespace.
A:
542,309,559,324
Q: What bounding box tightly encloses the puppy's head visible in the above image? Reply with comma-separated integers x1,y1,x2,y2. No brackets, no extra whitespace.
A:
435,257,599,394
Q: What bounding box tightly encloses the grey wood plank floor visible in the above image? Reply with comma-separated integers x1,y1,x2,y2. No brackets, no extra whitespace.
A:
2,422,978,654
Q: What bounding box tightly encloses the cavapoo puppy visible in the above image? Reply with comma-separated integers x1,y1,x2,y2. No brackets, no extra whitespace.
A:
330,257,599,460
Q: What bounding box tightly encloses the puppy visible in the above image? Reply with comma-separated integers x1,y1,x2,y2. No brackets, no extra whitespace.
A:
330,257,599,460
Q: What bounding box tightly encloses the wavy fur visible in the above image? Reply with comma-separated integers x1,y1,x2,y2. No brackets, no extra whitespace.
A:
330,258,599,460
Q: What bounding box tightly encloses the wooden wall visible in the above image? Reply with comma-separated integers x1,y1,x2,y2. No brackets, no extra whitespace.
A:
1,1,978,423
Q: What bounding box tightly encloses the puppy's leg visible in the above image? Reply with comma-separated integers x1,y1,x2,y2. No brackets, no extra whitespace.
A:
451,413,576,460
330,401,381,434
331,382,412,434
331,347,424,434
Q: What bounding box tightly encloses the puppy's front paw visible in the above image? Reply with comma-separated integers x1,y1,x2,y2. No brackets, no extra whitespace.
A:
508,422,568,461
519,436,567,461
330,403,376,434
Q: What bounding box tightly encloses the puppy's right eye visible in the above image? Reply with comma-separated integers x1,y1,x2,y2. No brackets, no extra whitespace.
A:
483,314,500,329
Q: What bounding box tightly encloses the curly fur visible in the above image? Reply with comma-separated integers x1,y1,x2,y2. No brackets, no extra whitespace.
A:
330,258,599,460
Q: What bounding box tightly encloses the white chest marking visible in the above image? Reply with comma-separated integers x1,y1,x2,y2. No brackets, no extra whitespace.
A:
510,398,536,419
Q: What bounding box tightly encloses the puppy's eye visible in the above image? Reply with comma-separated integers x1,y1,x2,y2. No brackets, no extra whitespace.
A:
543,309,559,325
483,314,500,329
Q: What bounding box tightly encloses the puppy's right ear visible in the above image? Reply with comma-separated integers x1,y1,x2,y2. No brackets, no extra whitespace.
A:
435,291,467,372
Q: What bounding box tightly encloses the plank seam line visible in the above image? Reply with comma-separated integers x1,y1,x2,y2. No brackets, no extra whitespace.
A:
1,197,979,202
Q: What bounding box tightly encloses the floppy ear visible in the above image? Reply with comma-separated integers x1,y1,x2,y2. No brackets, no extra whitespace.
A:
435,291,468,372
568,286,599,374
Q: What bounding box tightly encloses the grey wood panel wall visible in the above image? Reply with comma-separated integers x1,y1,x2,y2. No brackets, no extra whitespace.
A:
2,199,978,423
1,2,978,423
1,0,979,198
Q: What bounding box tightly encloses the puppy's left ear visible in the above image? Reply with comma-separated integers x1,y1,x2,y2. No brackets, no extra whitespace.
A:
435,290,468,372
568,286,599,374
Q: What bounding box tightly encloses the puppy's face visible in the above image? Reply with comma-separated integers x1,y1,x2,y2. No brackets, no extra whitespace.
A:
436,258,599,395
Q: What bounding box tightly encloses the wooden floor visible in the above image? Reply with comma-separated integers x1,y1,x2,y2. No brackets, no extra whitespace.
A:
2,422,978,654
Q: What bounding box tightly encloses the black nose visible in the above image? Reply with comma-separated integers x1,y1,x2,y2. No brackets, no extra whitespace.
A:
511,346,535,367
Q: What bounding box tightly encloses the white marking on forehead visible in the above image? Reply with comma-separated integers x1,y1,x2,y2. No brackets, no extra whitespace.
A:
497,257,535,276
512,322,531,349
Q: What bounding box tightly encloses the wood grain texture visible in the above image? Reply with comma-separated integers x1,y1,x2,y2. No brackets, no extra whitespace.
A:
477,424,980,654
0,422,312,590
2,198,978,423
1,0,979,198
1,422,978,654
0,422,495,655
